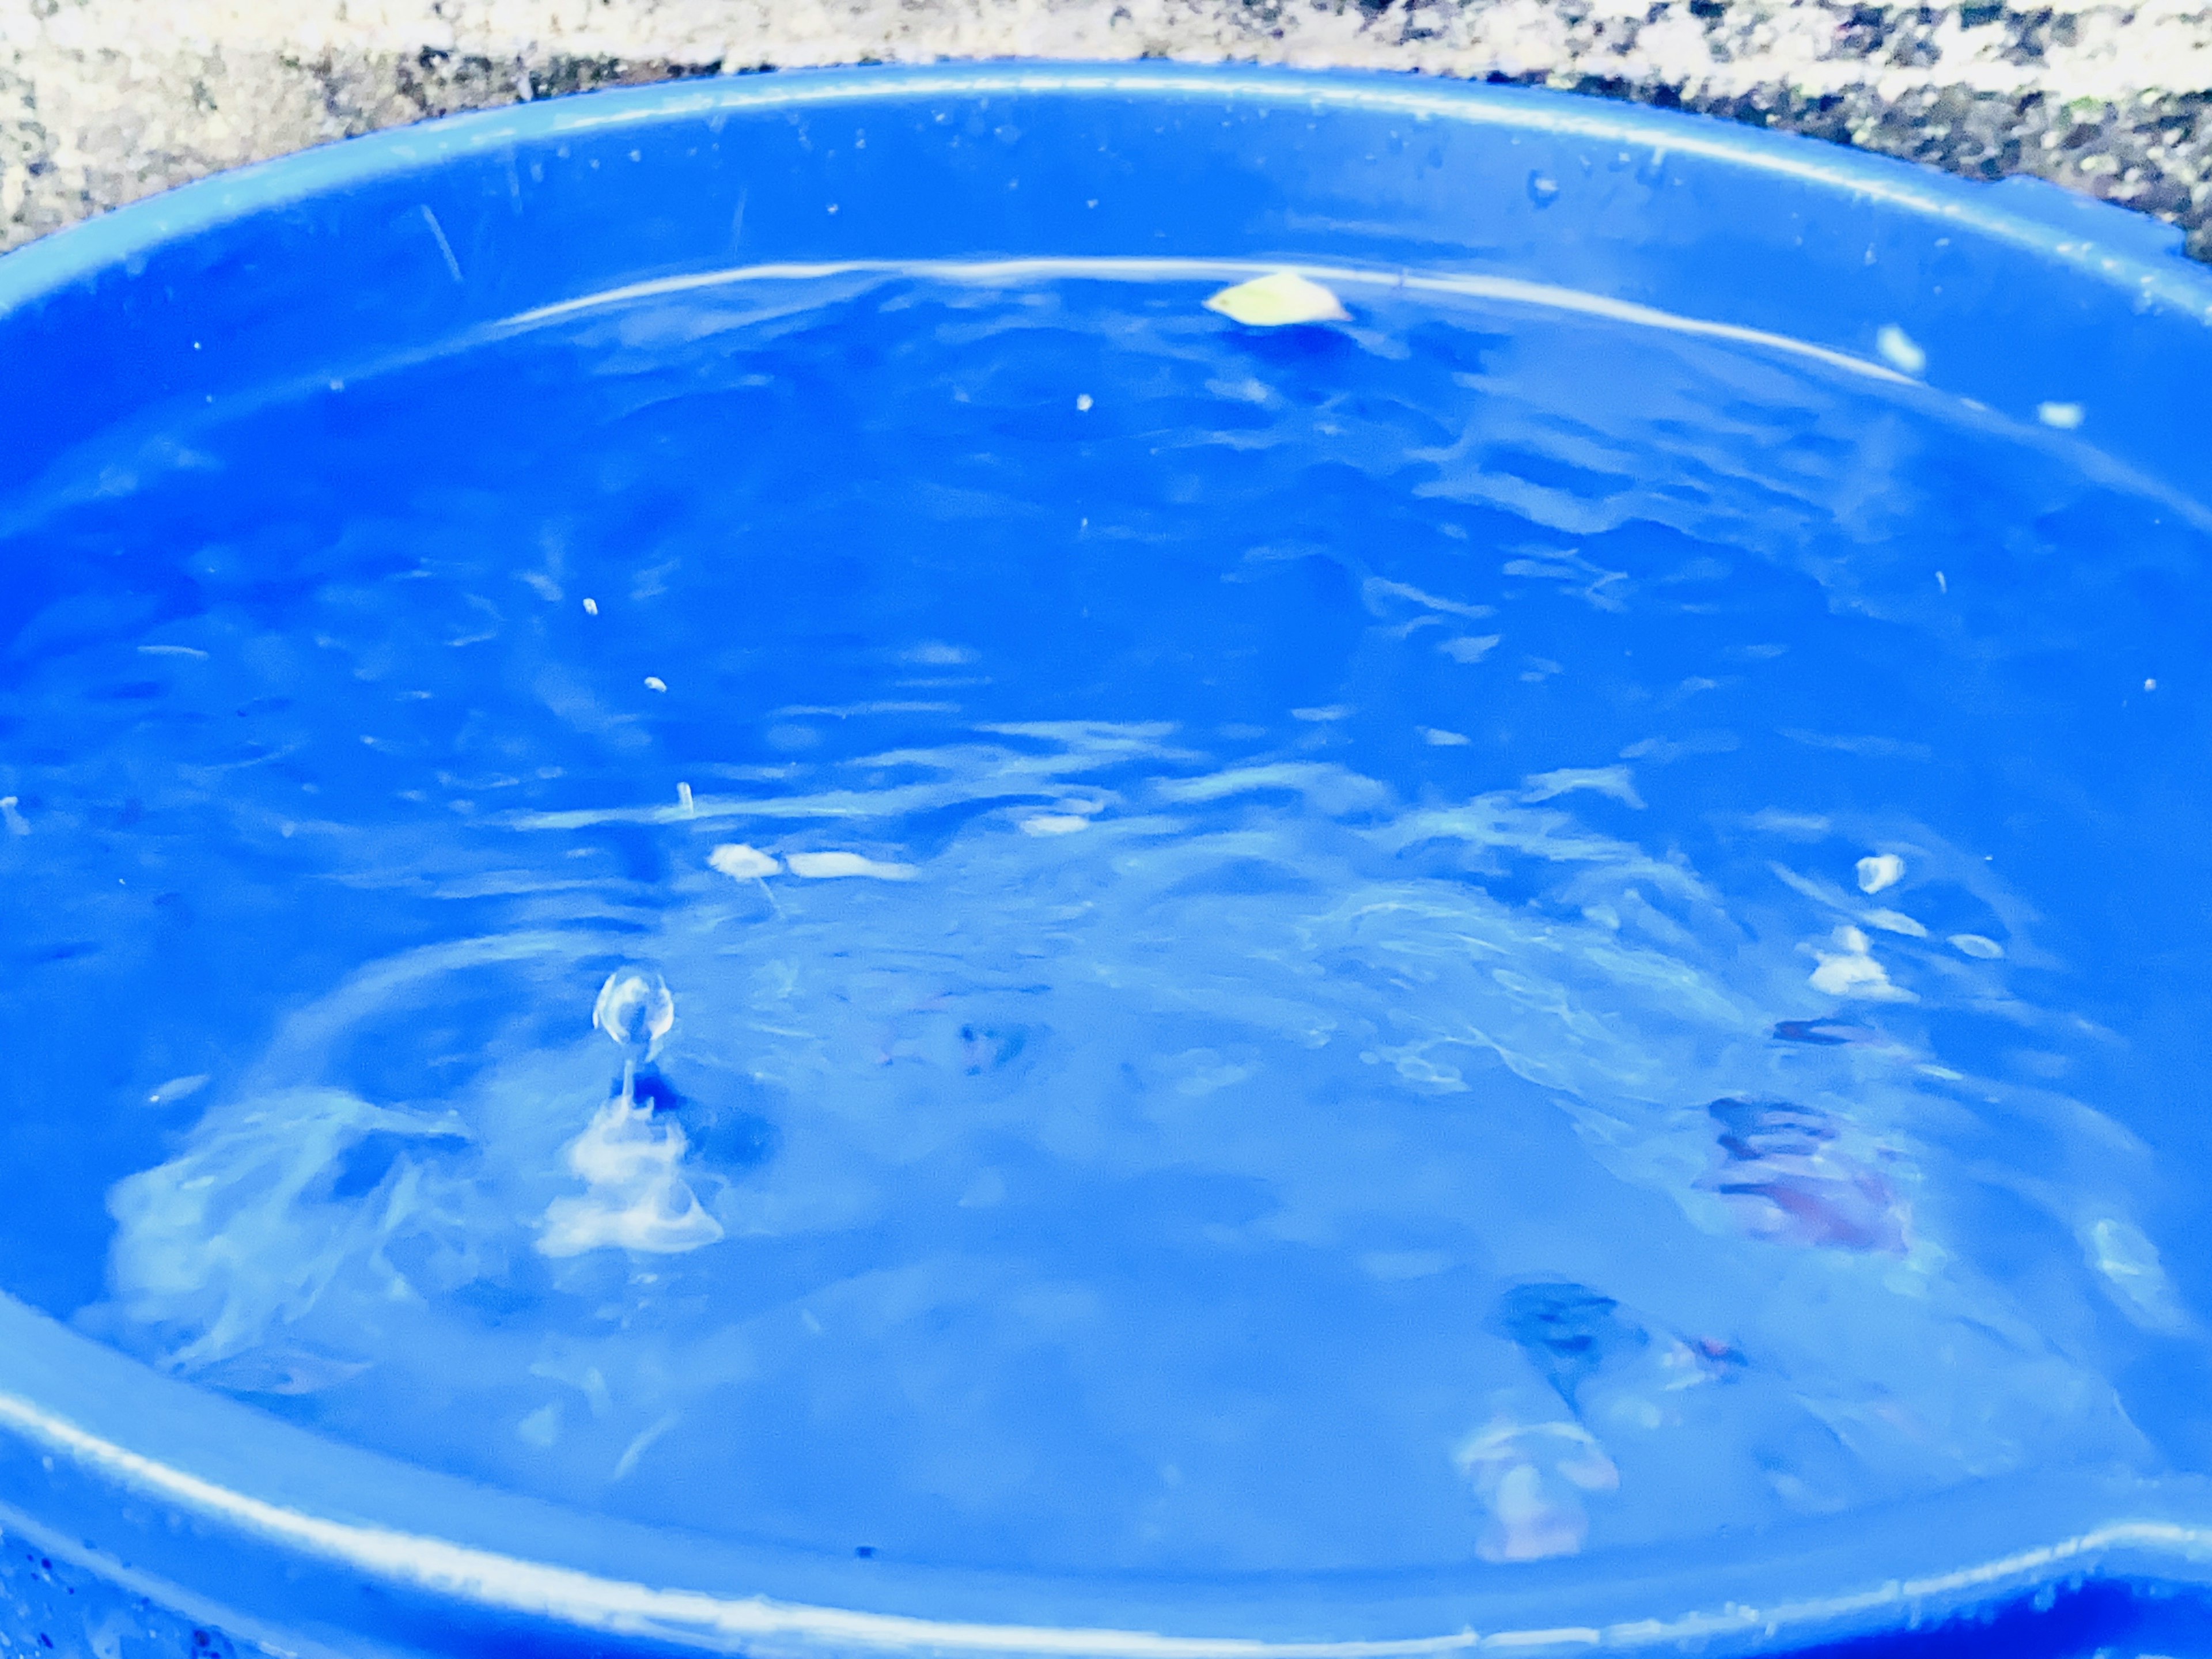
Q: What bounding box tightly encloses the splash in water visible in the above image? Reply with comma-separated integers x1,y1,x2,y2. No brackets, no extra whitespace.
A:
1,264,2190,1576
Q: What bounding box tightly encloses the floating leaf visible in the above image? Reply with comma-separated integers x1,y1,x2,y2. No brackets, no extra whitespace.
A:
1203,272,1349,327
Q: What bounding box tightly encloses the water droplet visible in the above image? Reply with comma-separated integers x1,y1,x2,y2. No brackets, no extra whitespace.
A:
594,971,674,1053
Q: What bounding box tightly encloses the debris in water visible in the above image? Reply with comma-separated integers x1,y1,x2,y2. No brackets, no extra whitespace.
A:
1203,272,1348,327
1876,325,1926,376
1855,853,1905,895
709,843,780,880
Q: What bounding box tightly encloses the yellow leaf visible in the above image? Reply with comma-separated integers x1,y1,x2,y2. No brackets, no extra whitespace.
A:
1203,271,1349,327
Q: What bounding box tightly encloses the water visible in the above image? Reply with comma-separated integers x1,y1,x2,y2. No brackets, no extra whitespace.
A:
4,265,2210,1584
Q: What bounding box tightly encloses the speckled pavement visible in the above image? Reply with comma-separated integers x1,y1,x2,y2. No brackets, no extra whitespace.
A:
2,0,2209,257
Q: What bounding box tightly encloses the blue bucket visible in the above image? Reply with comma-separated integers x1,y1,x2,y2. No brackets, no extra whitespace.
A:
3,63,2211,1659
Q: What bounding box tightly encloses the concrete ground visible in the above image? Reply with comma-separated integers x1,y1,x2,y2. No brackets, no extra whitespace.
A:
2,0,2209,257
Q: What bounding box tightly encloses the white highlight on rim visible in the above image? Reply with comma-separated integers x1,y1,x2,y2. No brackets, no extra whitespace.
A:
1,1388,2210,1656
495,255,1914,389
531,67,2186,268
0,1388,1469,1658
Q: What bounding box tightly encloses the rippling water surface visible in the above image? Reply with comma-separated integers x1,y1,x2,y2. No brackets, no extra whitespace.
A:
5,266,2210,1578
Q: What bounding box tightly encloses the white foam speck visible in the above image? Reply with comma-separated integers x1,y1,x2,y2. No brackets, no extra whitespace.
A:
146,1074,210,1107
786,851,918,880
1861,908,1928,938
709,843,781,880
1440,634,1503,664
643,676,668,692
2037,402,2085,430
1421,728,1472,747
676,782,695,817
1202,271,1349,327
1020,815,1092,837
1856,853,1905,894
1291,705,1351,722
0,797,27,836
1075,393,1093,411
1948,933,2005,960
582,597,599,615
1876,325,1927,376
1808,925,1915,1001
138,643,209,659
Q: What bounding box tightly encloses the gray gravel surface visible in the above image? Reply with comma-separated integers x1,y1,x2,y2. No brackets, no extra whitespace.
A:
2,0,2208,257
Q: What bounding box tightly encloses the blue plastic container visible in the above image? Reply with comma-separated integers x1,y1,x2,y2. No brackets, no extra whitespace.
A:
4,62,2212,1659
